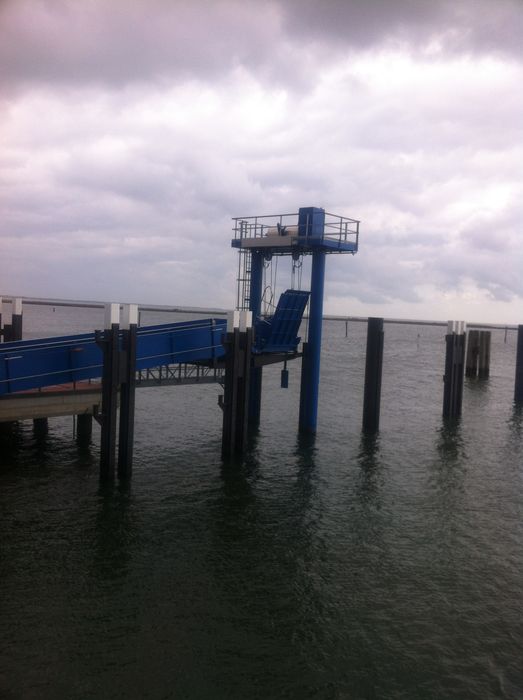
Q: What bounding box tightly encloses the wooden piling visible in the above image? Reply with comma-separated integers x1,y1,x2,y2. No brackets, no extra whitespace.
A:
11,299,23,342
118,305,138,479
1,298,22,343
33,417,48,436
76,414,93,442
221,312,252,458
478,331,491,379
443,321,466,419
465,329,480,378
98,304,120,481
515,325,523,404
362,317,384,434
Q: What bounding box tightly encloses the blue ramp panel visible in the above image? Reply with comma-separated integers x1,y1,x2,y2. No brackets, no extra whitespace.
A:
254,290,309,353
0,318,227,396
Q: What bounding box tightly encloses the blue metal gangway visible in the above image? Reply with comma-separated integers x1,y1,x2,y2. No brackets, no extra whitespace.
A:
0,318,227,396
0,289,311,397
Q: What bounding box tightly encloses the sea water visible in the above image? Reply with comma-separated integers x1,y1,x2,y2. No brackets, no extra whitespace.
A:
1,305,522,699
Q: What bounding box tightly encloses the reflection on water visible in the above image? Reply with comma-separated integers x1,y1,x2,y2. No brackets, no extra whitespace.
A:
92,483,135,583
508,402,522,438
436,419,466,466
356,433,382,507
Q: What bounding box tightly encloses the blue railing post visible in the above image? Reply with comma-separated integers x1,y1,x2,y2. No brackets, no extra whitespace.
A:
299,249,326,433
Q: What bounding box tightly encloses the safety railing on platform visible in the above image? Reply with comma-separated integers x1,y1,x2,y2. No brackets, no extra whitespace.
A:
232,211,359,249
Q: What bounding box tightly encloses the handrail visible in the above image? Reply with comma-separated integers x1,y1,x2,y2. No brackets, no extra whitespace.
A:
232,211,359,248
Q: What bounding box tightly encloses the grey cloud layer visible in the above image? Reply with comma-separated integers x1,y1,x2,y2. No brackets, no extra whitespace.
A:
0,0,521,321
1,0,522,91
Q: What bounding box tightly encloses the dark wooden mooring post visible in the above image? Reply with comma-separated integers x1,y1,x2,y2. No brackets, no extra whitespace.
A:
97,303,120,481
118,304,138,479
362,317,384,433
514,325,523,404
478,331,491,379
465,329,480,377
221,311,252,459
466,329,491,379
443,321,466,419
76,414,93,442
1,297,23,343
33,417,48,437
11,298,23,342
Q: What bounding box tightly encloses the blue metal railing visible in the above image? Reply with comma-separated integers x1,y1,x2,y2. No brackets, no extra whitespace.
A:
232,210,359,250
0,318,227,396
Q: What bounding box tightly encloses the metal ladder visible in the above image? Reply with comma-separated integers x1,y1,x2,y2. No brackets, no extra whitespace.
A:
236,249,252,311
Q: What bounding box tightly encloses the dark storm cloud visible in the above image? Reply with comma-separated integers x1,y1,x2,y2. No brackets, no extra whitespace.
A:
1,0,522,92
281,0,523,57
0,0,285,91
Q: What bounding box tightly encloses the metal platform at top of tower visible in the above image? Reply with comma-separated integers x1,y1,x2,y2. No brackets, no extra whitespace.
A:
231,207,359,256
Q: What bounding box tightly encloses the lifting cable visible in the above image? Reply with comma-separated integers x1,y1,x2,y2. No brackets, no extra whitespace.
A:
291,254,303,291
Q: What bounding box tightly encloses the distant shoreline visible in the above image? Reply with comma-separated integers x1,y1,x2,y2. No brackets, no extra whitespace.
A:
0,295,517,331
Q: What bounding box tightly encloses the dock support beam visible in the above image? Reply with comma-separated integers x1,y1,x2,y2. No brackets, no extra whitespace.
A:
362,317,384,434
515,325,523,404
118,305,138,479
248,251,264,426
299,250,325,433
98,304,120,481
443,321,466,419
222,312,252,458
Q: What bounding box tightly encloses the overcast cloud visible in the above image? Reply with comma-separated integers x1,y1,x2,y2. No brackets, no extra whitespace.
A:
1,0,522,322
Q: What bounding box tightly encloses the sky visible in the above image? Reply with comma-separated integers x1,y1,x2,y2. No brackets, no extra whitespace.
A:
1,0,522,323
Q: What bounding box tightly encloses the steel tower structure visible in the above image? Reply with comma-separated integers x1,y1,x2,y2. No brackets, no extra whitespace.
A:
231,206,360,433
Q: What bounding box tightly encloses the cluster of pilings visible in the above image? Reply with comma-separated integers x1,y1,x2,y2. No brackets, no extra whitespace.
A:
221,311,253,458
360,319,523,432
95,303,138,480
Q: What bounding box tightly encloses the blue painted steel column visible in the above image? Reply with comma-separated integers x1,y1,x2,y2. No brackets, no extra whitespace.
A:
299,249,326,433
249,251,264,425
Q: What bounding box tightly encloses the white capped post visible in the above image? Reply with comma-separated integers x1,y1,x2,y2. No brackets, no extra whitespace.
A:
448,320,466,335
121,304,139,330
239,310,253,332
227,310,240,332
104,303,120,329
13,298,22,315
